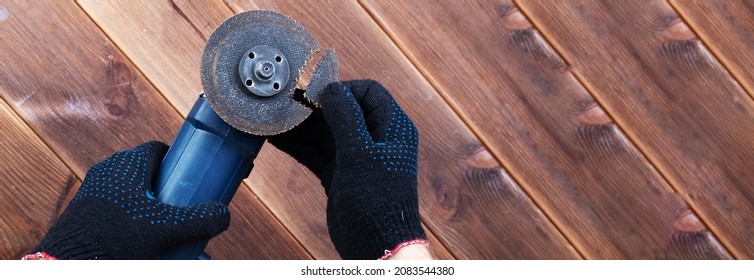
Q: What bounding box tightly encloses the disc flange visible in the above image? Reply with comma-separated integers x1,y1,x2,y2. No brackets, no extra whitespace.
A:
238,45,290,97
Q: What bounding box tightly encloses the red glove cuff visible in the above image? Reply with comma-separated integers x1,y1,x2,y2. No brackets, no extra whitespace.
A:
378,239,429,260
21,252,58,260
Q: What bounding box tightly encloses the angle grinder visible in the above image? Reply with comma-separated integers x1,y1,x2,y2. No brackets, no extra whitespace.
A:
153,10,338,259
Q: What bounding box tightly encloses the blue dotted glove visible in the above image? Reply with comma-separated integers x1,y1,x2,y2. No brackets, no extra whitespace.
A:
321,80,426,259
260,80,427,259
33,142,230,259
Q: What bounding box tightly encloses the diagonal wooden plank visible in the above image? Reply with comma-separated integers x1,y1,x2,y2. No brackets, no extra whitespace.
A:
224,0,579,259
518,0,754,258
0,0,308,259
169,0,234,40
362,0,731,259
0,2,179,173
207,188,310,259
670,0,754,100
0,98,76,259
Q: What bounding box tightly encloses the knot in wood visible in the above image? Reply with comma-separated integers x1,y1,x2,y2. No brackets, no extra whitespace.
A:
663,19,695,41
673,210,706,232
577,102,612,125
466,147,499,169
502,8,532,30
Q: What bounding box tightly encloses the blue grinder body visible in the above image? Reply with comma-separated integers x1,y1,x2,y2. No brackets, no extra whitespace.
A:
153,95,265,259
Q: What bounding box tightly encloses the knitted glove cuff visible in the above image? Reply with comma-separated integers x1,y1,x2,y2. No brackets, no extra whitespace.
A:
377,239,429,260
328,194,427,260
21,252,58,260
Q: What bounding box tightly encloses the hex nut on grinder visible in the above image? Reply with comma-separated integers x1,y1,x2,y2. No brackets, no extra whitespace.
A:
152,10,339,259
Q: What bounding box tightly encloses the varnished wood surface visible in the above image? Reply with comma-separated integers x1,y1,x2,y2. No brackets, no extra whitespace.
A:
671,0,754,99
1,0,753,259
519,0,754,258
0,99,75,259
0,0,180,175
362,0,729,259
78,0,207,114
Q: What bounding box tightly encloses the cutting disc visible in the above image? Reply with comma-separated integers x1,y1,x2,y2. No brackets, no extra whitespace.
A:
201,10,338,135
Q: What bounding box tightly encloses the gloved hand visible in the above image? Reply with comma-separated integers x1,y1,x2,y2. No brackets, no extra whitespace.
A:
268,108,336,188
29,141,230,260
269,80,426,259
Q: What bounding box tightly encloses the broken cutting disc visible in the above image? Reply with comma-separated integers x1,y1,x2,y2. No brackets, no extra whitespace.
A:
303,48,339,107
201,10,337,135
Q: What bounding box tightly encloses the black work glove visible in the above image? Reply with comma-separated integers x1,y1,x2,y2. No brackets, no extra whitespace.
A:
270,80,426,259
32,141,230,260
268,108,336,187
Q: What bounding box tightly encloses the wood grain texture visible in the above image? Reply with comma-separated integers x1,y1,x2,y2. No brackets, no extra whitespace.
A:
0,0,180,176
0,0,307,259
362,0,731,259
207,187,310,259
226,0,578,259
78,0,207,114
0,99,75,259
171,0,235,39
670,0,754,100
518,0,754,258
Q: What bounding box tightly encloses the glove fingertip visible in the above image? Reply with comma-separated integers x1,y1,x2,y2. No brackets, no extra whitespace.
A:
341,79,390,102
322,82,368,141
141,141,169,157
194,201,231,231
322,81,348,108
138,141,170,184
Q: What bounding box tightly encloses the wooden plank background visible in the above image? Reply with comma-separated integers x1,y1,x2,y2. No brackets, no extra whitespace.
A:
670,0,754,99
362,0,729,259
1,0,752,259
519,0,754,259
0,99,75,259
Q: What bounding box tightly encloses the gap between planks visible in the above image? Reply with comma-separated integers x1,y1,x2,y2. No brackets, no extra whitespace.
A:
0,95,80,190
0,94,80,190
513,0,739,259
648,1,747,257
667,0,754,102
356,0,583,259
73,0,314,259
73,0,186,130
240,177,317,259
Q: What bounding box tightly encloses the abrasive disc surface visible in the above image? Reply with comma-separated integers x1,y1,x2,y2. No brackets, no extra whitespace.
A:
305,48,339,107
201,10,317,135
